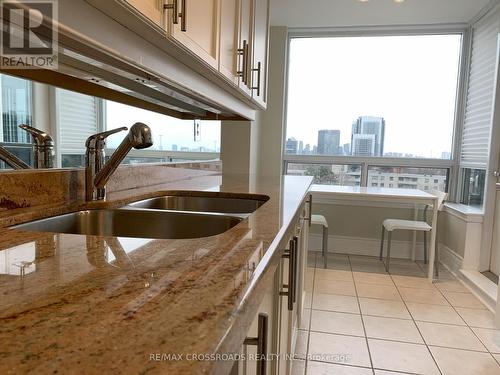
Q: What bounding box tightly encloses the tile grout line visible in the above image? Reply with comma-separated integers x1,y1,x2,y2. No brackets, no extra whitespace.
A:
430,272,500,366
347,255,376,375
389,267,444,375
303,251,317,375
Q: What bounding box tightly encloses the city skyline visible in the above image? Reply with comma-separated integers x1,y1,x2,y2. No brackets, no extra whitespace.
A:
286,115,451,158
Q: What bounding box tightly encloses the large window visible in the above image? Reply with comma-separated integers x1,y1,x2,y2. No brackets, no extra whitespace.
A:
285,34,462,159
284,33,463,193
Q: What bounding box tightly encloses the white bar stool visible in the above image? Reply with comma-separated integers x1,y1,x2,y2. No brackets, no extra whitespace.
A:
311,214,328,268
379,190,447,274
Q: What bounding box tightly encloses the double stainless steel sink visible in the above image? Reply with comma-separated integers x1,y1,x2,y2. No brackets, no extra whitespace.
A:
12,193,268,239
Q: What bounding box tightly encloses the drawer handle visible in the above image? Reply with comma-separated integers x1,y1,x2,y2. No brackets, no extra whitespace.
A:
251,61,262,96
293,236,299,303
244,313,268,375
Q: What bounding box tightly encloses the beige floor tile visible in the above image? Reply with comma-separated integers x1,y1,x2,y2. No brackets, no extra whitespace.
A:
356,283,401,301
494,353,500,364
398,287,449,305
388,264,426,277
304,291,312,308
311,310,364,336
363,315,423,343
309,332,371,367
300,308,311,330
472,328,500,353
314,279,357,296
406,302,465,325
358,298,411,319
307,361,373,374
353,271,394,286
392,275,437,289
312,293,360,314
456,307,497,329
430,346,500,375
442,291,487,309
435,279,469,293
374,371,414,375
291,359,305,375
315,268,353,282
294,330,308,359
416,321,486,351
351,263,389,273
305,271,314,292
368,338,440,374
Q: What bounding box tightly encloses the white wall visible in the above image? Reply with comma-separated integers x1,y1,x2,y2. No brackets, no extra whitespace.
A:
271,0,492,28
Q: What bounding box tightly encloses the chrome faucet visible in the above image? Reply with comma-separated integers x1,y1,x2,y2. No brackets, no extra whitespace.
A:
85,123,153,201
19,124,55,168
0,124,54,170
0,146,31,169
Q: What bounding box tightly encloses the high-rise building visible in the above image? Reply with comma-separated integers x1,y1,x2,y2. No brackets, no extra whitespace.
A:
351,116,385,156
351,134,376,156
285,137,299,154
317,129,341,155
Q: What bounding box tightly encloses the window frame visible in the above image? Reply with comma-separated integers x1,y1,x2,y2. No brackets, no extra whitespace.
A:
282,25,471,201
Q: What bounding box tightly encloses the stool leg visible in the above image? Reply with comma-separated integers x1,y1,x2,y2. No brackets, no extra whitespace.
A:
386,232,392,273
379,226,385,261
322,225,328,269
424,231,428,264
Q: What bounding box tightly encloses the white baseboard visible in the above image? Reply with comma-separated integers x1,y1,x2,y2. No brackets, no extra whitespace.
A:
437,243,463,277
309,233,428,260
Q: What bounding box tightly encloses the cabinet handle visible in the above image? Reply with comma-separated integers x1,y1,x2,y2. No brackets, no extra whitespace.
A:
279,239,295,311
164,0,186,31
237,40,249,84
307,194,312,227
293,236,299,303
244,313,268,375
180,0,187,31
163,0,178,24
251,61,262,96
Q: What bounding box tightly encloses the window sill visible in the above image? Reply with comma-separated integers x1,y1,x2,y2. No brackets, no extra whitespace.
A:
443,202,483,223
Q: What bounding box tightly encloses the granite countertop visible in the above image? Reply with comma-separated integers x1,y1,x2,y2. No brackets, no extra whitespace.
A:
0,173,313,374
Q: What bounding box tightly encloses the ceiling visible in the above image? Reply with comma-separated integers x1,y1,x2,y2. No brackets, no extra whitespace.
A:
270,0,494,28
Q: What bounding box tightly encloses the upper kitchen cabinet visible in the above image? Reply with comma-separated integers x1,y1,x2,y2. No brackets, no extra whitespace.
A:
219,0,239,84
124,0,165,28
166,0,221,69
83,0,269,112
250,0,269,107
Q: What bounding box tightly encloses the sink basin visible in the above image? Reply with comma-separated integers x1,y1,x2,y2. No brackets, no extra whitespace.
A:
127,194,267,215
12,209,242,239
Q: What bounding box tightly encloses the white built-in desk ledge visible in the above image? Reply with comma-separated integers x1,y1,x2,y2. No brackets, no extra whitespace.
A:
443,202,484,223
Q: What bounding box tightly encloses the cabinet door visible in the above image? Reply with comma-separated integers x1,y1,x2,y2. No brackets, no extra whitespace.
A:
124,0,165,28
168,0,220,69
238,0,253,95
244,267,279,375
219,0,240,84
277,239,294,375
250,0,269,106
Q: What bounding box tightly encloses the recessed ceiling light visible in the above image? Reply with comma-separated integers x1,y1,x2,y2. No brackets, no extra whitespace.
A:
394,0,405,3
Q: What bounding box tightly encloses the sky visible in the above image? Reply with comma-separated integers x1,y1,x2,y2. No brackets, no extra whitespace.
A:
105,101,220,151
286,34,462,158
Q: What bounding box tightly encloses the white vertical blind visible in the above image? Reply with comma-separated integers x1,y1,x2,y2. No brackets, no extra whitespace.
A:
461,7,500,169
57,89,98,154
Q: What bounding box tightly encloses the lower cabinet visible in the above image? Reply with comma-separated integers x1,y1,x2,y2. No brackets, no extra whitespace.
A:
231,198,310,375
